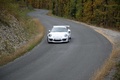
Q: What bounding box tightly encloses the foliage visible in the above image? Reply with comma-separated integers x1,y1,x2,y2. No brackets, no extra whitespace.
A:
0,0,44,66
0,0,37,32
1,0,119,30
27,0,120,30
113,61,120,80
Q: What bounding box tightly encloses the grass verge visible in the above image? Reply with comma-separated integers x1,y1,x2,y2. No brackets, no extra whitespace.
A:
113,60,120,80
0,19,45,66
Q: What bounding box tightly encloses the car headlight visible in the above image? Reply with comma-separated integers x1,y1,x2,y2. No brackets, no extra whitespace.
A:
48,34,52,37
64,34,68,37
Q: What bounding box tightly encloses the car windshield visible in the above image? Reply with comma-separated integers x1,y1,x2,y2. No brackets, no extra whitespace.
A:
51,27,67,32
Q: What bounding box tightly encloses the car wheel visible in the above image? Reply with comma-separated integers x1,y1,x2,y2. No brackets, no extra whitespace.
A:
47,41,50,43
69,37,71,39
47,40,51,44
67,38,70,43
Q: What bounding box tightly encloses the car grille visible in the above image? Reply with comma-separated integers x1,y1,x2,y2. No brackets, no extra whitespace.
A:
54,39,61,41
48,38,68,42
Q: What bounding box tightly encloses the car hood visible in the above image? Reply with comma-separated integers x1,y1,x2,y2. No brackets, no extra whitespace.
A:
49,32,68,38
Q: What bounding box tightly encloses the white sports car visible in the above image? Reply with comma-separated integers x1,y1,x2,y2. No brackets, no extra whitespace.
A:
47,25,71,43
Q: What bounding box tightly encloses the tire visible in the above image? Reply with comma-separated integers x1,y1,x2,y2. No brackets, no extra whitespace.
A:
47,41,50,43
67,38,70,43
69,37,71,39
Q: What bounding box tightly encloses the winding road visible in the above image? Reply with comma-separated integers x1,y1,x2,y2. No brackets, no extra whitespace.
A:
0,9,112,80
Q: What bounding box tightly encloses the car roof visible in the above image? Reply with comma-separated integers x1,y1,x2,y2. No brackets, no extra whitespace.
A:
53,25,70,28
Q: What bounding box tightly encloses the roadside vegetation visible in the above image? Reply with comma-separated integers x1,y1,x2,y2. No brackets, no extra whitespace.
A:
0,0,44,66
27,0,120,31
113,60,120,80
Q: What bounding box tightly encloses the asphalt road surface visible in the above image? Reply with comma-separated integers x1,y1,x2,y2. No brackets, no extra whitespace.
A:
0,9,112,80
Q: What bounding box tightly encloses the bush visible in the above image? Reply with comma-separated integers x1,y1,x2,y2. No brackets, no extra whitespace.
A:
113,62,120,80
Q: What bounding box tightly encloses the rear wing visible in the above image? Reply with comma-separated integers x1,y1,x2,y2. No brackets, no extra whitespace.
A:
53,25,70,28
65,25,70,28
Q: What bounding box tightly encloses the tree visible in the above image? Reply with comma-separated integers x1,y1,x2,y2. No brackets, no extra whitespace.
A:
27,0,120,30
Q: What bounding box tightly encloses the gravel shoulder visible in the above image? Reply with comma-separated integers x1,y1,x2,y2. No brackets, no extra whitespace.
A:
79,22,120,80
75,22,120,46
89,25,120,46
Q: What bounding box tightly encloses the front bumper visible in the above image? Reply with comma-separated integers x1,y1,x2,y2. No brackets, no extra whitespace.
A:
47,37,69,43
